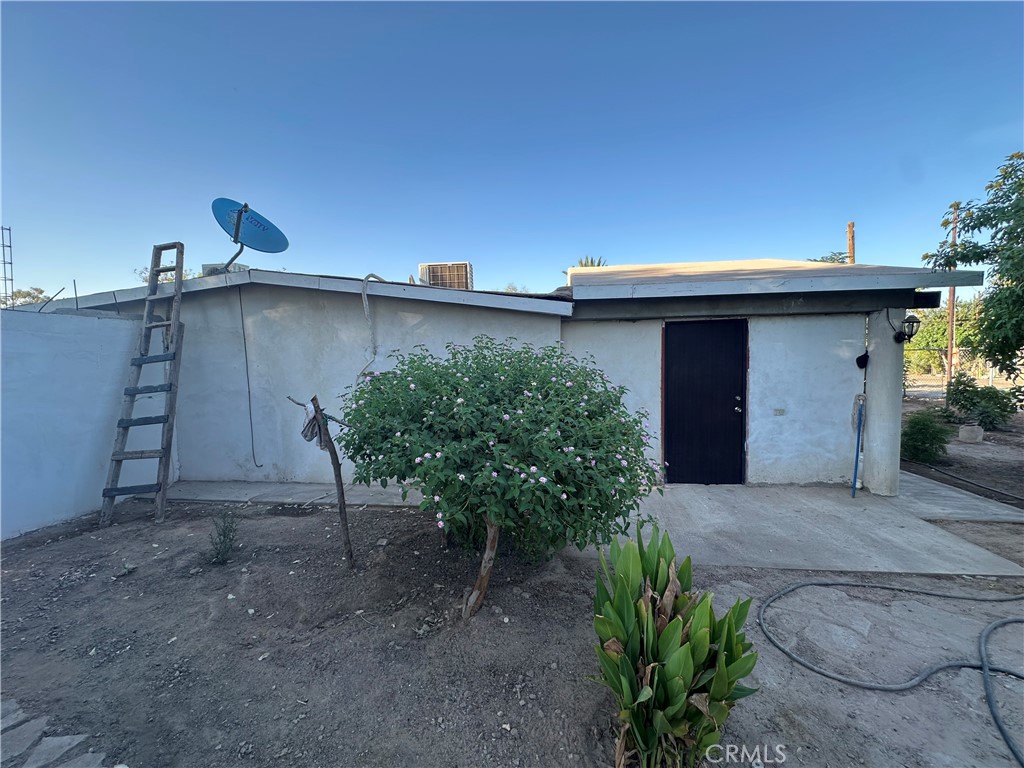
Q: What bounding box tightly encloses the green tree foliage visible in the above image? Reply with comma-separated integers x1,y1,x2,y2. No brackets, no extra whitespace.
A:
904,298,984,374
807,251,849,263
563,255,608,275
339,336,660,616
901,411,954,463
924,152,1024,380
0,287,50,308
135,266,197,284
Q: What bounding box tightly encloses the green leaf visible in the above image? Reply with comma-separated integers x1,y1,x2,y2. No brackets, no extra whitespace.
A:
691,627,710,666
595,573,611,615
594,615,616,644
595,647,623,697
726,652,758,682
617,540,643,598
731,597,752,629
709,651,730,701
726,683,759,702
677,555,692,592
652,708,673,735
658,617,683,663
664,642,693,684
636,685,654,704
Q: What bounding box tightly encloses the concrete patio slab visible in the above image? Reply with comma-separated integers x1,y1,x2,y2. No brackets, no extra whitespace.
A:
165,472,1023,576
898,472,1023,522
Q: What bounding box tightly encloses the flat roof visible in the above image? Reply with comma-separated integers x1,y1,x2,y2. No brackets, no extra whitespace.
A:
567,259,984,300
44,269,574,317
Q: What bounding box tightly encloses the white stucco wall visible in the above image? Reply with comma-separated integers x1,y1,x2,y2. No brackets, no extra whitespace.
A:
1,310,172,538
560,320,664,464
747,314,868,486
166,286,563,483
862,309,905,496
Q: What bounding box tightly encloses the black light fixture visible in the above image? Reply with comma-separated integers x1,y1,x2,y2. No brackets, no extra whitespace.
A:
893,314,921,344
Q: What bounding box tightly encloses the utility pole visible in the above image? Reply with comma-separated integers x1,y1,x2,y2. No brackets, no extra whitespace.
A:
945,203,959,385
847,222,855,264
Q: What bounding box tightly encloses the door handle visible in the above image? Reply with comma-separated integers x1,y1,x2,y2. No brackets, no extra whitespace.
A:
734,406,743,413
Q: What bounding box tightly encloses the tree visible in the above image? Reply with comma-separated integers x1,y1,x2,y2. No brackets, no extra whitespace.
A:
563,255,608,276
0,287,50,308
808,251,849,263
338,337,660,618
135,266,197,284
503,282,530,293
924,152,1024,380
905,298,984,374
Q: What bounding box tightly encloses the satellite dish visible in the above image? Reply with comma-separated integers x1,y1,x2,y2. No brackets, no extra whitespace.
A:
210,198,289,273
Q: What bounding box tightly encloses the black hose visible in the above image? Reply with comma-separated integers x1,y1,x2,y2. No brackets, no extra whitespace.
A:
758,580,1024,766
902,459,1024,502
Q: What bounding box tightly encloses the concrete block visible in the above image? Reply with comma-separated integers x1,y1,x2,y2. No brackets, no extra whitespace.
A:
22,734,88,768
958,425,984,443
0,716,49,761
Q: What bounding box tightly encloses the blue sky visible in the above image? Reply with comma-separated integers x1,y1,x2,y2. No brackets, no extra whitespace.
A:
3,1,1021,297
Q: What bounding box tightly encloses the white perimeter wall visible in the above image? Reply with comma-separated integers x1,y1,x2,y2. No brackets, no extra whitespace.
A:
560,320,664,466
168,286,562,483
747,314,867,485
1,311,171,538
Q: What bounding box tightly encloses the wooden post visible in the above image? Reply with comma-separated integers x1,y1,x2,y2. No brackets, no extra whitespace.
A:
311,395,355,568
847,222,855,264
945,204,959,386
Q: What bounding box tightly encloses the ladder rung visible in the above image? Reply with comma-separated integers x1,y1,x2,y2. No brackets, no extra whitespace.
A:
118,415,169,428
131,352,175,365
125,383,173,396
155,265,177,274
112,449,166,461
146,320,172,329
103,483,161,498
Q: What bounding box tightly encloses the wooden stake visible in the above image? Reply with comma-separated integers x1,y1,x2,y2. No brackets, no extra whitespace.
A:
847,222,855,264
946,204,959,385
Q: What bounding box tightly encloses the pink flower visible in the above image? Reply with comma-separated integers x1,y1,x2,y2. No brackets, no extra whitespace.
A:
502,414,510,421
565,381,574,387
539,477,547,484
618,477,625,483
560,493,567,500
424,452,433,459
433,495,441,502
520,473,527,479
437,520,444,529
491,471,498,478
488,440,495,447
621,460,628,467
395,431,401,437
591,459,596,466
415,457,422,464
436,512,442,519
576,456,582,462
530,466,538,473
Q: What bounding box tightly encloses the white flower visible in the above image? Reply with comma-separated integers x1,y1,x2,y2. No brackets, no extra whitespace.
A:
539,477,547,484
436,512,443,519
458,473,466,481
618,477,625,483
395,432,401,437
491,471,498,478
520,473,527,479
437,520,445,529
433,495,441,502
409,383,416,390
424,452,433,459
503,414,510,421
456,398,464,404
560,493,567,500
576,456,582,462
530,466,538,473
415,457,422,464
621,460,628,467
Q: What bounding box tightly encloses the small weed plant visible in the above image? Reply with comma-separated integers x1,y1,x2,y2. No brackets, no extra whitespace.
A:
901,411,954,463
593,526,758,768
339,336,661,616
209,511,238,565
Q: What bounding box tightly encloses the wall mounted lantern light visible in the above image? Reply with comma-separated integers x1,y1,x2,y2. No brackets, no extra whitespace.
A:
892,313,921,344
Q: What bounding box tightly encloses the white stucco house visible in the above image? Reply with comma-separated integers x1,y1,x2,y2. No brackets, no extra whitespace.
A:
2,258,981,536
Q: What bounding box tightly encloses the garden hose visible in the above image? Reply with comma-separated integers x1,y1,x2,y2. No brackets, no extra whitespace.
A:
757,580,1024,767
901,459,1024,503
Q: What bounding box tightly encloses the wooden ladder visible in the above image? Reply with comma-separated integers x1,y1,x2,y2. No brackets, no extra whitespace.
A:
100,243,186,526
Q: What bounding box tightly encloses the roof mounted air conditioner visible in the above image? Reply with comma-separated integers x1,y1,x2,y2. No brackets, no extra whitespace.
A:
418,262,474,290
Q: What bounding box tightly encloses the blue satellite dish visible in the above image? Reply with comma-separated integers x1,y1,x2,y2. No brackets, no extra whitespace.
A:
211,198,289,254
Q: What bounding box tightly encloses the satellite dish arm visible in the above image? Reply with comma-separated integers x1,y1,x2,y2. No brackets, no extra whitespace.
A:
222,203,250,272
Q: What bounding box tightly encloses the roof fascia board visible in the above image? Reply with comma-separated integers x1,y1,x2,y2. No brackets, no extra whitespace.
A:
572,270,983,300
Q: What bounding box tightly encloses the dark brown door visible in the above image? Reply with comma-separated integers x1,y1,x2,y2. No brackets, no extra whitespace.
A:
663,319,747,484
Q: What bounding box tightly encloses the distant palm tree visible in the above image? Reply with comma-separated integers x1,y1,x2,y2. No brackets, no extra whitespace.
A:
563,255,608,275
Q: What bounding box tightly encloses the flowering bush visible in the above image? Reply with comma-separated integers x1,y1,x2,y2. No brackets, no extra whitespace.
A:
338,336,661,615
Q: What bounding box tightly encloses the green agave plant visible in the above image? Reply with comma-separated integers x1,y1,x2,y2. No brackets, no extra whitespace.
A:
593,526,758,768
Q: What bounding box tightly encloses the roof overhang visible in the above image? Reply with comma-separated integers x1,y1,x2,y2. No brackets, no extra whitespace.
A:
45,269,574,317
567,259,984,301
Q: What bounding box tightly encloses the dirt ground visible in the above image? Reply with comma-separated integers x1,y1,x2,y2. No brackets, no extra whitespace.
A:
2,501,1022,768
901,398,1023,510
